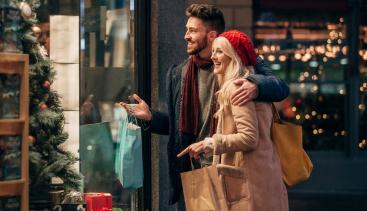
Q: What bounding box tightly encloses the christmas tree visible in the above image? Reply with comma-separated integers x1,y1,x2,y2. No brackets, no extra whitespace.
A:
6,0,81,200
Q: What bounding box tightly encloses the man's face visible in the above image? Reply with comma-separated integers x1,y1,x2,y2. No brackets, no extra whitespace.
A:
184,17,209,55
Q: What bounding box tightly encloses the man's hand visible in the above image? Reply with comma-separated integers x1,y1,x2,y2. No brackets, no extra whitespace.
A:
230,79,258,106
118,94,152,121
177,141,204,160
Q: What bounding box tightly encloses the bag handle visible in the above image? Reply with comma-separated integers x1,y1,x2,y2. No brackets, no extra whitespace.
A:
212,141,221,166
271,103,282,123
128,114,138,125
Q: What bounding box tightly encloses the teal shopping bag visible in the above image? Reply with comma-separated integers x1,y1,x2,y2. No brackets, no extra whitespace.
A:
80,122,115,193
115,108,143,189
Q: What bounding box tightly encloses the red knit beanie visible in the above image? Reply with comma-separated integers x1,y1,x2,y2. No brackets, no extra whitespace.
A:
219,30,257,66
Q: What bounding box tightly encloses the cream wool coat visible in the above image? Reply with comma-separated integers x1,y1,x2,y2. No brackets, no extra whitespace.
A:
211,84,289,211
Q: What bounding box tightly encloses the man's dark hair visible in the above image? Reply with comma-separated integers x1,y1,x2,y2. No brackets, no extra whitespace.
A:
186,4,225,34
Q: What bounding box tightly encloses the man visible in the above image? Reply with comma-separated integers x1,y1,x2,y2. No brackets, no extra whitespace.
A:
121,4,289,210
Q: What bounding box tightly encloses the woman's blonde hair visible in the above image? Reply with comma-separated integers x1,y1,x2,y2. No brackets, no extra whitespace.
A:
213,36,254,118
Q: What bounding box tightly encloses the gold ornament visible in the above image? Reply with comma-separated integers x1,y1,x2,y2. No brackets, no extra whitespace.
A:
31,26,42,39
19,2,32,20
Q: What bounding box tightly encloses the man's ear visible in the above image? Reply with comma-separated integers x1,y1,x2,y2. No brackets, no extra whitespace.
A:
208,31,218,42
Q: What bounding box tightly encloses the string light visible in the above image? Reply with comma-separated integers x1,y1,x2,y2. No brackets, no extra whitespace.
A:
292,107,297,112
341,130,346,136
359,104,365,110
279,55,287,62
268,55,276,62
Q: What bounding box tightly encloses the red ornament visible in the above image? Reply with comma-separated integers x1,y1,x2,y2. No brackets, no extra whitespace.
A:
40,103,48,111
43,80,51,89
28,135,36,145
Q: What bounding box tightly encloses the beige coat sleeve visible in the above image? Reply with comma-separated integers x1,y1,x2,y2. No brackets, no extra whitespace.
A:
212,101,259,154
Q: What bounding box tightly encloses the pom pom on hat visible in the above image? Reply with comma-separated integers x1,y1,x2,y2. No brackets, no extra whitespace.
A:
219,30,257,66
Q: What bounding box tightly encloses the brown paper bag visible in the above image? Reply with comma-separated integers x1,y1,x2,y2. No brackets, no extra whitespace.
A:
180,163,229,211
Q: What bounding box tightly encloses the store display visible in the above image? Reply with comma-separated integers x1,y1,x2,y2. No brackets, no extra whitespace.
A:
0,135,21,181
0,196,21,211
0,6,22,53
0,73,20,119
85,193,112,211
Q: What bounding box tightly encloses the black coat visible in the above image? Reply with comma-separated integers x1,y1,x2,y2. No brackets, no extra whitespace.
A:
150,57,290,204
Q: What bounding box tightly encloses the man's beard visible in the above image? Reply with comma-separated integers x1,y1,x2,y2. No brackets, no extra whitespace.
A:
188,39,208,55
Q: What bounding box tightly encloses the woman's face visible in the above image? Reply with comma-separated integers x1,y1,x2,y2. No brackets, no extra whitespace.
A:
211,42,231,75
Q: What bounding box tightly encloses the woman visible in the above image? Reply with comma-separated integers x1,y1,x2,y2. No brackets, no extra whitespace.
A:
177,30,288,211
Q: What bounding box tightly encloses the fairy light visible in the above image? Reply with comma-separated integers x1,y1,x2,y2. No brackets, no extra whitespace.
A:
339,89,345,95
262,45,269,52
342,46,348,55
300,83,305,89
270,45,276,51
294,53,302,60
363,52,367,61
279,55,287,62
318,128,324,134
322,114,328,119
304,72,310,77
312,111,317,116
313,129,318,135
292,107,297,112
268,55,276,62
359,104,365,110
359,139,367,149
305,114,311,119
296,114,301,120
323,57,328,62
312,75,318,80
341,130,346,136
312,85,319,92
334,132,339,136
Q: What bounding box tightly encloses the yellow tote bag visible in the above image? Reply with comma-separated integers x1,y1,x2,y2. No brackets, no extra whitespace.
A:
271,104,313,186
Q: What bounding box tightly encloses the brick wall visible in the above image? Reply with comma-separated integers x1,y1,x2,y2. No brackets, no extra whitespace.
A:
187,0,253,37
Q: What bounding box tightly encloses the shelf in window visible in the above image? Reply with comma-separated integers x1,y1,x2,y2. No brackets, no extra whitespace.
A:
0,180,25,196
0,119,25,135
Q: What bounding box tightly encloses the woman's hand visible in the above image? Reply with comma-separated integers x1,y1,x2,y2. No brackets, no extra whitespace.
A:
177,141,204,160
117,94,152,121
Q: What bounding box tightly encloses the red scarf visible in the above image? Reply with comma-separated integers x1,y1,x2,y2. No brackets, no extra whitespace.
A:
180,55,215,137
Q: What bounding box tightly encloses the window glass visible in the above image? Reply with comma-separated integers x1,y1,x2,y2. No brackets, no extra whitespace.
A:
359,12,367,150
80,0,136,209
254,11,347,150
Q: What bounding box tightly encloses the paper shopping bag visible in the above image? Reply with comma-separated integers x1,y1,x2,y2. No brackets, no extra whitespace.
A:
115,111,143,190
181,165,228,211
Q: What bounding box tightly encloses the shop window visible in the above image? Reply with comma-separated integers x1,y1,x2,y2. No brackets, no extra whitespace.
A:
359,16,367,149
254,11,348,150
80,0,137,209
